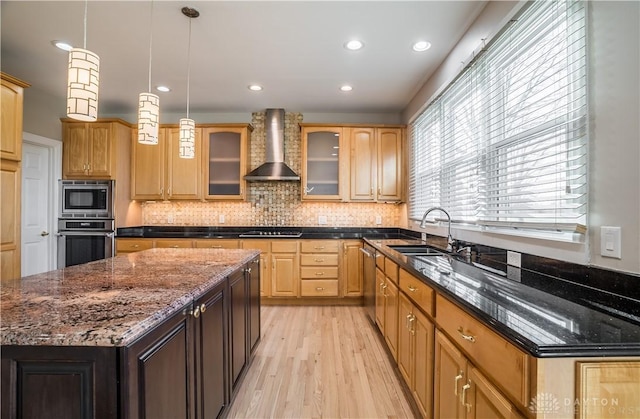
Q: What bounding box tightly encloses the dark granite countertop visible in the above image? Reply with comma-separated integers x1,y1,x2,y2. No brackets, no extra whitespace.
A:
0,248,259,347
367,238,640,358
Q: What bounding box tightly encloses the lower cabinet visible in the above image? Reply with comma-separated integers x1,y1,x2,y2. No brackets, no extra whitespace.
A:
229,269,247,390
375,265,399,361
270,241,299,297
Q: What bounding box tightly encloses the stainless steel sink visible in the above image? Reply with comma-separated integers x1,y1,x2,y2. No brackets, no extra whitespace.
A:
387,244,445,256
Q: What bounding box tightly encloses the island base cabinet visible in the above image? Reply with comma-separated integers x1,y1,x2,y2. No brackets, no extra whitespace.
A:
0,346,118,419
229,269,248,390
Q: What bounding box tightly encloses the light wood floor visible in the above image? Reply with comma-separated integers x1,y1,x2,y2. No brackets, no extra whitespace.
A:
226,305,416,418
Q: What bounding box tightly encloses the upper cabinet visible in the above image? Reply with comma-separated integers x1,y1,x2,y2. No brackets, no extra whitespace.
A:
62,119,131,180
300,125,346,201
348,126,404,202
131,126,202,200
202,125,251,200
1,73,28,162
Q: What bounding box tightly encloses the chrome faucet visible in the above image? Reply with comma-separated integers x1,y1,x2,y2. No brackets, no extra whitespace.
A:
420,206,455,252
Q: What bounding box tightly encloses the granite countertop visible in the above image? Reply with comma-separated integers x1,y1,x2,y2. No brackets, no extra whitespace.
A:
368,239,640,358
0,248,259,347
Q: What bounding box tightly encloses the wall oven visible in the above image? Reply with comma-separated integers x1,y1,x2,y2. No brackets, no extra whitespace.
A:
57,219,115,268
60,179,114,219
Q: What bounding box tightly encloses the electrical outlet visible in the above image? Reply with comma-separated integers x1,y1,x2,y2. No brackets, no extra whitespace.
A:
375,215,382,225
167,213,174,224
507,251,521,268
318,215,327,225
219,214,225,224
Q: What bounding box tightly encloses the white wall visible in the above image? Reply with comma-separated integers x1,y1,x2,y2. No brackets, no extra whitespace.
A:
402,1,640,275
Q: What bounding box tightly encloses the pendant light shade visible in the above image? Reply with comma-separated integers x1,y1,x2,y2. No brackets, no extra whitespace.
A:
138,1,159,145
138,93,159,144
67,48,99,121
179,6,199,159
67,1,99,122
179,118,195,158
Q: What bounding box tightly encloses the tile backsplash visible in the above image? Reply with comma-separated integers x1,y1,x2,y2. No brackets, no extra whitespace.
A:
141,110,404,227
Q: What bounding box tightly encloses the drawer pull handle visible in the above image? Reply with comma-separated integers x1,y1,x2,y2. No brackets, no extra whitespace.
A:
461,381,472,411
314,246,325,250
454,372,464,395
315,272,324,276
314,258,325,262
457,327,476,343
211,245,222,248
133,244,139,248
171,245,180,248
316,287,325,291
407,285,417,292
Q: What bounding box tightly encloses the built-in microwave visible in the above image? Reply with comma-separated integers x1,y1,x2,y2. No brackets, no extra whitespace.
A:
59,179,114,219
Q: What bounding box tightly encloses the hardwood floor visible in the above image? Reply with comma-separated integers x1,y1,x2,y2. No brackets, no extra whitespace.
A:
227,305,417,418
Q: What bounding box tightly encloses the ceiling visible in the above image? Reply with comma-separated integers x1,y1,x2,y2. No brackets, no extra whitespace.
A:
1,1,486,117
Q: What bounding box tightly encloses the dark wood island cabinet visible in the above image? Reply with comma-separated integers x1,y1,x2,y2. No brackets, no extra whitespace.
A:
1,248,260,419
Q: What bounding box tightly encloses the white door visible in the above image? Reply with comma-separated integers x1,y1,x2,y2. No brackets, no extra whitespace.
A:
21,142,54,275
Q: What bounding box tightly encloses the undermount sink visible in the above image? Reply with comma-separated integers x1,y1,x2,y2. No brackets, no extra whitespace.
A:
387,244,445,256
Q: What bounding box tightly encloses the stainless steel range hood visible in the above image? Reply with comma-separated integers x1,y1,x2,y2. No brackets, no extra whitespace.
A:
244,109,300,181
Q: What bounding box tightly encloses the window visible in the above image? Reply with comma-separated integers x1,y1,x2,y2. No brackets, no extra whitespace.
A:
409,0,587,238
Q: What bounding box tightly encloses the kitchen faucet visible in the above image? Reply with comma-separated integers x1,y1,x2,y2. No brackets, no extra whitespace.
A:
420,207,455,252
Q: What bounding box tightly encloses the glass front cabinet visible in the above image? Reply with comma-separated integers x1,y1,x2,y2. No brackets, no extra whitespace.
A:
202,124,252,200
301,125,346,201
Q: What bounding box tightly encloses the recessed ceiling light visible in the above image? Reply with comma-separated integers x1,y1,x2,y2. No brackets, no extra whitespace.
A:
156,85,171,93
248,85,263,91
340,85,353,92
344,40,364,51
412,41,432,52
52,40,73,51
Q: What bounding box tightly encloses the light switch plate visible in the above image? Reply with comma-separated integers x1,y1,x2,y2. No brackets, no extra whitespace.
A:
318,215,327,225
219,214,225,224
600,226,621,259
507,251,521,268
375,215,382,225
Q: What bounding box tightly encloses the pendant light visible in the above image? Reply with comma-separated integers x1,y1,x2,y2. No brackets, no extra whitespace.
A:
179,7,199,159
138,1,159,144
67,0,100,121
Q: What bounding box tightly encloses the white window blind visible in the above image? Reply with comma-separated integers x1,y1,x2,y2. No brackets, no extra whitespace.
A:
409,0,587,235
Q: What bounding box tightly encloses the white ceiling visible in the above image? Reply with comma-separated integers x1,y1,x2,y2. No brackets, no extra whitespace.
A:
1,1,486,117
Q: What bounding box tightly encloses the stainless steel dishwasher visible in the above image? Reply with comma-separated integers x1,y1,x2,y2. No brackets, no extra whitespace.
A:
361,243,377,323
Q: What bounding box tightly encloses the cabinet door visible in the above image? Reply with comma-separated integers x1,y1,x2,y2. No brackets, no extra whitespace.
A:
247,258,261,353
1,160,21,281
229,270,247,389
88,123,112,177
242,240,270,297
131,127,165,200
377,128,403,201
197,283,227,419
63,123,89,177
384,278,399,361
413,307,434,419
301,126,345,200
166,127,201,200
271,253,298,297
349,127,376,201
342,240,363,297
397,293,414,386
435,331,467,419
1,76,25,161
203,126,248,200
115,238,153,254
467,367,522,419
375,267,386,332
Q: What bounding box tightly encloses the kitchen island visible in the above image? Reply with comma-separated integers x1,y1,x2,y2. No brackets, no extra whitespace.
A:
1,248,261,419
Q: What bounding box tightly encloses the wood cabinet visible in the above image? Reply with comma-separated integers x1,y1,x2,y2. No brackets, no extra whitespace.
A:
229,269,248,390
115,238,154,254
247,258,261,354
131,126,202,200
300,125,347,201
1,73,28,282
242,240,271,297
202,125,251,200
341,240,363,297
62,120,130,179
375,257,399,361
299,240,339,297
434,330,522,419
348,126,404,202
194,239,240,249
270,241,299,297
575,361,640,419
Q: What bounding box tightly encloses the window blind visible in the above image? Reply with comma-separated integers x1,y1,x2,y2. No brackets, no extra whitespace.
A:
409,0,587,235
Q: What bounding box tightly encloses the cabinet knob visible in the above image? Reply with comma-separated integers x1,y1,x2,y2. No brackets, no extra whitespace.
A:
200,303,206,313
133,244,140,248
246,267,252,274
192,306,201,318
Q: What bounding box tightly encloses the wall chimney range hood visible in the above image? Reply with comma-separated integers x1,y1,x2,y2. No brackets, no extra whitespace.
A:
244,109,300,181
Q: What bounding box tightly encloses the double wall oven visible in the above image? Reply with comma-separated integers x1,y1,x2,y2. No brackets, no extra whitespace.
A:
57,180,115,268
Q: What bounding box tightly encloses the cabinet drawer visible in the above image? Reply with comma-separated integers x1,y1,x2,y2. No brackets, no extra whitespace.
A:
300,280,338,297
385,259,398,284
399,269,434,316
116,239,153,253
271,241,298,253
300,240,339,253
300,254,339,266
242,240,270,253
436,294,530,407
301,267,338,279
194,239,240,249
154,239,194,248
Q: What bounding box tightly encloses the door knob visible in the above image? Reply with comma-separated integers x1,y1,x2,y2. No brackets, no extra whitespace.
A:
40,231,49,237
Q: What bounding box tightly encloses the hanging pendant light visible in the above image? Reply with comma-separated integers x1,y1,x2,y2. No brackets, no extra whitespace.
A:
179,6,199,159
67,0,100,122
138,1,159,144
